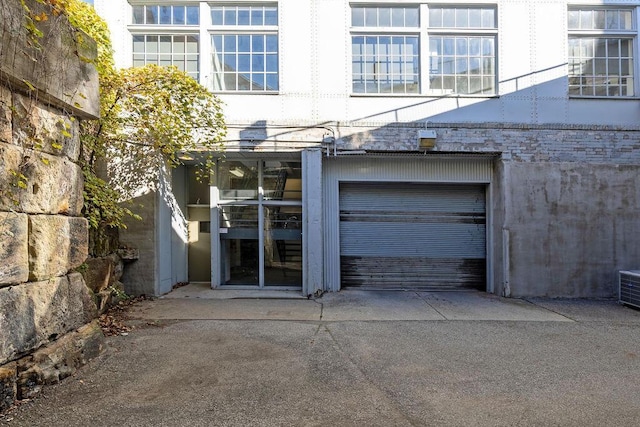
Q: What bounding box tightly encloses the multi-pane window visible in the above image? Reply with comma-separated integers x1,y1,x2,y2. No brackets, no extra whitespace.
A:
132,4,199,25
130,4,200,80
350,5,497,95
428,6,497,95
133,35,199,80
211,5,279,92
568,8,635,97
351,6,420,94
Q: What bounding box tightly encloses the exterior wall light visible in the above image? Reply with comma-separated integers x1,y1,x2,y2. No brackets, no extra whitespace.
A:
418,129,437,149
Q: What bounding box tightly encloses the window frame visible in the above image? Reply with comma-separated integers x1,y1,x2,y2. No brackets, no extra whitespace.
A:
349,4,498,97
128,3,202,80
567,6,637,99
209,3,280,93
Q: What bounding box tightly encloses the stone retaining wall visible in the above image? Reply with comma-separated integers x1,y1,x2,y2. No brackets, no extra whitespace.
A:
0,0,103,412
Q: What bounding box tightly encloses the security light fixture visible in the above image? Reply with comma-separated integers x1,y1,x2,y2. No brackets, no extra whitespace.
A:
418,129,437,149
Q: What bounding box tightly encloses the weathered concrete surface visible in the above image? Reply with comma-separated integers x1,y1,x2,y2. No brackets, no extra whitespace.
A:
0,273,97,366
28,216,88,281
3,294,640,426
16,320,104,400
0,143,84,215
0,212,28,286
119,191,157,296
505,162,640,298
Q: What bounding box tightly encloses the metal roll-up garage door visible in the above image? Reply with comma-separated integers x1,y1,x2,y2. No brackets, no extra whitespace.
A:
339,182,486,290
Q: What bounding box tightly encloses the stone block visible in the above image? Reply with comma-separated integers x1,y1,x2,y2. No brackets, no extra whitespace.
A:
12,93,81,160
0,142,84,215
16,320,104,400
0,212,28,286
0,362,16,412
0,0,99,119
29,216,88,281
0,86,11,144
0,274,97,365
81,254,124,293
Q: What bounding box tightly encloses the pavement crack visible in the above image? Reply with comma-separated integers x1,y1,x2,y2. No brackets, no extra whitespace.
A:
413,291,447,320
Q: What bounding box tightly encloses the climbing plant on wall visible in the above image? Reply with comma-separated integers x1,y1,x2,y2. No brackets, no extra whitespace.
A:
64,0,226,233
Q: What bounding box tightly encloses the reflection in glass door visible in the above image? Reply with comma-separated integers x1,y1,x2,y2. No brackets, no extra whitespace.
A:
217,159,302,288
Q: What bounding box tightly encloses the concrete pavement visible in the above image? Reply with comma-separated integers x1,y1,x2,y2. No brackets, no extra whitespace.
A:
3,287,640,427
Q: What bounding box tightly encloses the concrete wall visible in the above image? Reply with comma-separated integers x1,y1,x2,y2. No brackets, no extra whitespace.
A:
0,0,102,411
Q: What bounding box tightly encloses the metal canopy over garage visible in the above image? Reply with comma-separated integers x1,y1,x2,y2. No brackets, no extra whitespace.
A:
339,182,487,290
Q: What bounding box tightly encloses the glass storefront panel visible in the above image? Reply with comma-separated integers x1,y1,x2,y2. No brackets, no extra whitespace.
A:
263,161,302,201
218,160,259,200
264,206,302,286
219,205,259,285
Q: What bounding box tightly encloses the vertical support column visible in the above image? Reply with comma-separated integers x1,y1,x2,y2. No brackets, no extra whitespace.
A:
302,148,324,296
210,165,221,288
258,161,265,287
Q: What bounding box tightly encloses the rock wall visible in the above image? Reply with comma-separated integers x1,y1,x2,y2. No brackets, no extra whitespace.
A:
0,0,103,412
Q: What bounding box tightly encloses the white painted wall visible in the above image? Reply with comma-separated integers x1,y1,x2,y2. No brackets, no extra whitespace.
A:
96,0,640,127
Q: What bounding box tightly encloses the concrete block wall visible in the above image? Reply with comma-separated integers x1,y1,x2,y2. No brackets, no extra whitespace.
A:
332,121,640,297
0,0,103,411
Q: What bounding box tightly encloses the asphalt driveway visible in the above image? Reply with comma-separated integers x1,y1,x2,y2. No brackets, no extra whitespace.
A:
2,289,640,426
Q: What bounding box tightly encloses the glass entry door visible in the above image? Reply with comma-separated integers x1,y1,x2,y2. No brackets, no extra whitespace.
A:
217,159,302,288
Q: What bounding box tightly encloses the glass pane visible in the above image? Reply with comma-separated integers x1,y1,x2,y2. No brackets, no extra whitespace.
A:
406,8,419,27
174,37,185,54
266,54,278,72
174,6,185,24
224,9,236,25
211,8,222,25
218,161,259,200
379,8,391,27
146,6,158,24
352,7,364,26
159,6,171,24
568,10,579,29
238,54,250,72
224,54,236,70
238,73,251,90
252,55,264,72
147,36,158,53
186,36,198,53
621,10,633,30
429,8,442,27
594,10,605,29
132,6,144,24
238,8,250,25
251,73,265,90
365,8,376,26
132,35,144,52
391,8,404,27
238,35,250,52
481,9,495,28
442,8,455,27
266,73,278,90
159,36,171,53
252,35,264,52
224,36,236,51
224,73,237,90
266,35,278,52
186,6,199,25
606,10,619,30
265,7,278,25
251,8,263,25
219,205,259,286
456,9,469,27
469,9,481,27
264,206,302,286
263,161,302,200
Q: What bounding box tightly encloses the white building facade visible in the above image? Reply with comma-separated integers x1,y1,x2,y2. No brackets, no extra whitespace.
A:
95,0,640,298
